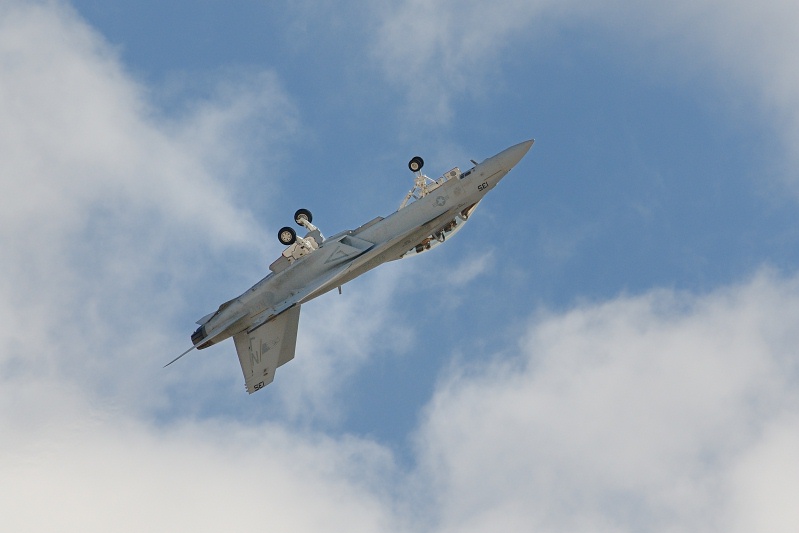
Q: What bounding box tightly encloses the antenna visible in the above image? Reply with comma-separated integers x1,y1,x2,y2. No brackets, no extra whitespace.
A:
164,345,196,367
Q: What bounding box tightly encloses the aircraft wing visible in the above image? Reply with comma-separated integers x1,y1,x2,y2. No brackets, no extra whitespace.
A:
233,305,301,393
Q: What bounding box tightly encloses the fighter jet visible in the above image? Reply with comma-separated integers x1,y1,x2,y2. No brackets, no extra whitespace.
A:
168,139,534,393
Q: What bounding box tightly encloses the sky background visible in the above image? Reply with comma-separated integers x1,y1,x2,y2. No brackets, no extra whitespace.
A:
2,0,799,531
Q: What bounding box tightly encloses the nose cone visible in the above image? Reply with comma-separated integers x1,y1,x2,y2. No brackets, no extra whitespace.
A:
496,139,534,171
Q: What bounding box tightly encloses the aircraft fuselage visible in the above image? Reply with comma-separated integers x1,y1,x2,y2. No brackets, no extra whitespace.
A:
186,139,534,373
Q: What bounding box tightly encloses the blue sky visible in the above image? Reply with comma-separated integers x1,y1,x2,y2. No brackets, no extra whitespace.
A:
3,1,799,531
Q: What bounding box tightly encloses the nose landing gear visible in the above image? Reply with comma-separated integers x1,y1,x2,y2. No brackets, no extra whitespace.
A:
277,209,318,246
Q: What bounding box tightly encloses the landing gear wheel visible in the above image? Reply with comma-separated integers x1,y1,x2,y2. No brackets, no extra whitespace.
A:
408,156,424,173
278,226,297,245
294,208,313,225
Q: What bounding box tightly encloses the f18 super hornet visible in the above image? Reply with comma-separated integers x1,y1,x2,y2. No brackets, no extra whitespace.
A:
168,139,534,393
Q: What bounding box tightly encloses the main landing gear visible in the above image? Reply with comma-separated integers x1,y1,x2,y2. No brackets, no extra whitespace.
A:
277,209,315,246
277,209,324,263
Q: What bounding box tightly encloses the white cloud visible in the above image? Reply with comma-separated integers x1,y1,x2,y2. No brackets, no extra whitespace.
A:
0,1,298,409
372,0,561,124
727,416,799,533
413,269,799,532
442,251,494,286
0,378,401,533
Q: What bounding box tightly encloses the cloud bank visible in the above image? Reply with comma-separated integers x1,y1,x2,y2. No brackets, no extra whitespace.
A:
0,1,299,411
416,269,799,532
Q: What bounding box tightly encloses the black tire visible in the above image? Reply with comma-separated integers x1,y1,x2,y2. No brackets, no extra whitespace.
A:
294,208,313,225
408,156,424,172
278,226,297,245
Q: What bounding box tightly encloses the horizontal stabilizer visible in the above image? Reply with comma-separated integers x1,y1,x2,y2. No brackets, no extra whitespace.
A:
234,305,301,393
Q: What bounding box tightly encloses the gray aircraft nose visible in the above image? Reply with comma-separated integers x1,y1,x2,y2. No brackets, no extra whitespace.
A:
495,139,535,171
